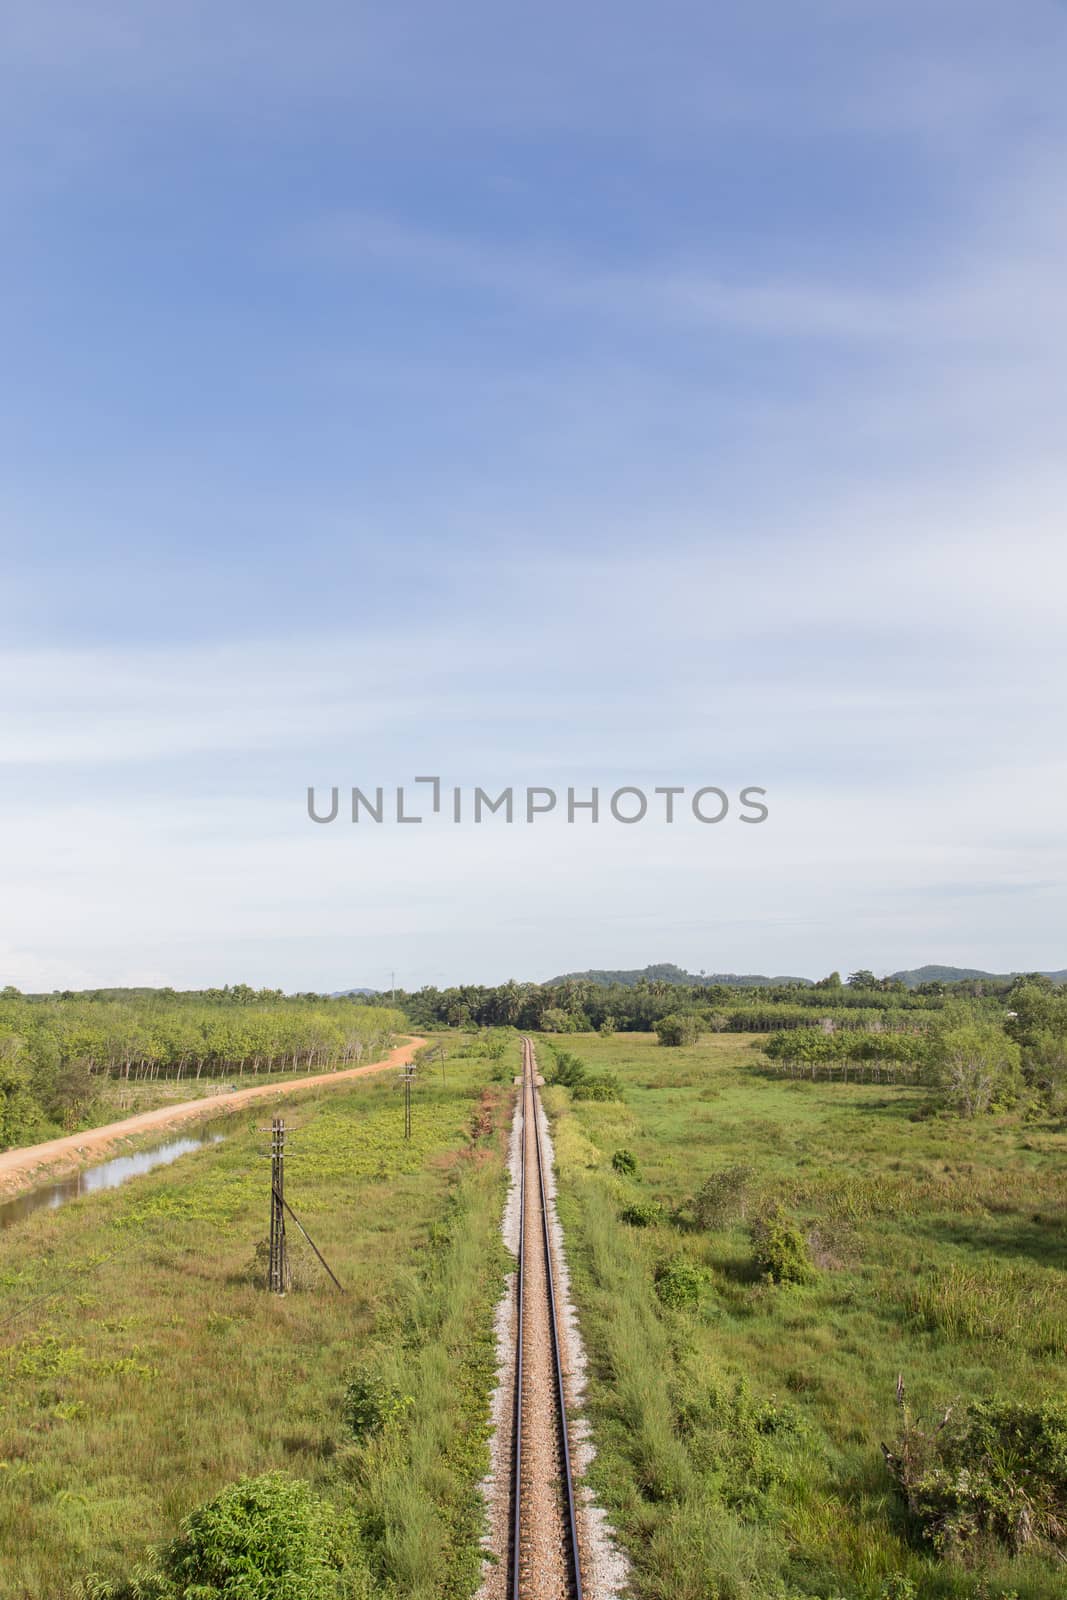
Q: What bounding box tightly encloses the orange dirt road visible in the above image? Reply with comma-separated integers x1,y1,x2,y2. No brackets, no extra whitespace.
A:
0,1035,427,1200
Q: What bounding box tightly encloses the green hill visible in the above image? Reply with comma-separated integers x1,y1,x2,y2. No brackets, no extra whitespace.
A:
889,964,1067,988
546,963,812,989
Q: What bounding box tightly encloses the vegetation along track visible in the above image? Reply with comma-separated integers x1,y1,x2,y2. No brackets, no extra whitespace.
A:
511,1036,584,1600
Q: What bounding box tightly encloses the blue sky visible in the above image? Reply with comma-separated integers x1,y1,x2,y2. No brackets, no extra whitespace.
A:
2,2,1066,991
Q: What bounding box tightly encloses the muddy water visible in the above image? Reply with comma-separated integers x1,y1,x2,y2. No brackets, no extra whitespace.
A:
0,1128,224,1230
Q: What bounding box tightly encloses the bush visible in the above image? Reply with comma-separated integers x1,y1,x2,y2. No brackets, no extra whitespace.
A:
449,1029,513,1062
654,1258,708,1309
542,1008,584,1033
92,1472,355,1600
621,1201,663,1227
750,1205,814,1284
571,1072,623,1102
689,1165,753,1230
880,1579,917,1600
341,1368,414,1441
611,1147,638,1177
547,1049,587,1088
677,1375,802,1509
883,1388,1067,1559
655,1013,702,1047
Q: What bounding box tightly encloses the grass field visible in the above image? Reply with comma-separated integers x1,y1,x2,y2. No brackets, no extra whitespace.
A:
541,1031,1066,1600
0,1046,507,1600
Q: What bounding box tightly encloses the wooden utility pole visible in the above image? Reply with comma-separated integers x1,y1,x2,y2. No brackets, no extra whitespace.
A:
269,1116,290,1294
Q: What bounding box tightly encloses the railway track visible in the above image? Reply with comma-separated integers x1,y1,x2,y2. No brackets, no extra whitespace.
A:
510,1037,584,1600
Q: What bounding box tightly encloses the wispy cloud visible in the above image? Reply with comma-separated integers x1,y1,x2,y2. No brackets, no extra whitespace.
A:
302,172,1067,349
3,2,1066,985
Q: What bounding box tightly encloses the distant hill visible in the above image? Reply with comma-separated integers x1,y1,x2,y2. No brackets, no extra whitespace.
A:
330,987,380,998
549,962,1067,992
546,963,812,989
890,964,1067,988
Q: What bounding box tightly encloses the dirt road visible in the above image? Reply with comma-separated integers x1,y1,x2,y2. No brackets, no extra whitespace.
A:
0,1035,427,1200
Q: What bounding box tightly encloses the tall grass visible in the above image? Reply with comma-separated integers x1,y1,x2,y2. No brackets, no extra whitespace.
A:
542,1031,1067,1600
902,1263,1063,1352
346,1125,509,1600
0,1054,506,1600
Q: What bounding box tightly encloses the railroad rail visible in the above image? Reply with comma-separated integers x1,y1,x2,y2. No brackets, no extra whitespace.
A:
511,1036,584,1600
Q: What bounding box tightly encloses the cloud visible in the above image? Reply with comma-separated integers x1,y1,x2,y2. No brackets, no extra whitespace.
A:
4,1,1065,149
301,171,1067,351
2,483,1065,782
2,3,1066,987
0,630,531,766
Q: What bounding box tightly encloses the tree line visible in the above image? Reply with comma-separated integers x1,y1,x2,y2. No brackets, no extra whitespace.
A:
759,979,1067,1117
0,989,404,1150
398,975,945,1034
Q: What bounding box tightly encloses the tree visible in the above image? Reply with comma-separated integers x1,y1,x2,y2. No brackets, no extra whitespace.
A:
927,1023,1022,1117
848,969,878,990
40,1056,98,1129
0,1040,39,1148
1006,982,1067,1109
656,1013,701,1047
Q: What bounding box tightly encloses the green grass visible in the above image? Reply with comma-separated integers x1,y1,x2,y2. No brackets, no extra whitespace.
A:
0,1049,507,1600
541,1031,1066,1600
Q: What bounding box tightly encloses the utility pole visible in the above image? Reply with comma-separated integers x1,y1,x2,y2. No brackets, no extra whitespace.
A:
391,969,396,1006
256,1117,346,1296
269,1116,290,1294
398,1063,416,1139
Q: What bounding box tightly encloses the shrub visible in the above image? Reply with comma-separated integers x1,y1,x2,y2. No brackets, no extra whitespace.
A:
341,1368,414,1441
880,1579,917,1600
571,1072,623,1102
883,1385,1067,1559
677,1375,802,1509
750,1204,814,1284
655,1013,702,1047
542,1008,583,1033
654,1258,708,1309
124,1472,354,1600
449,1029,513,1062
689,1165,753,1230
611,1147,639,1177
547,1049,587,1088
621,1201,663,1228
